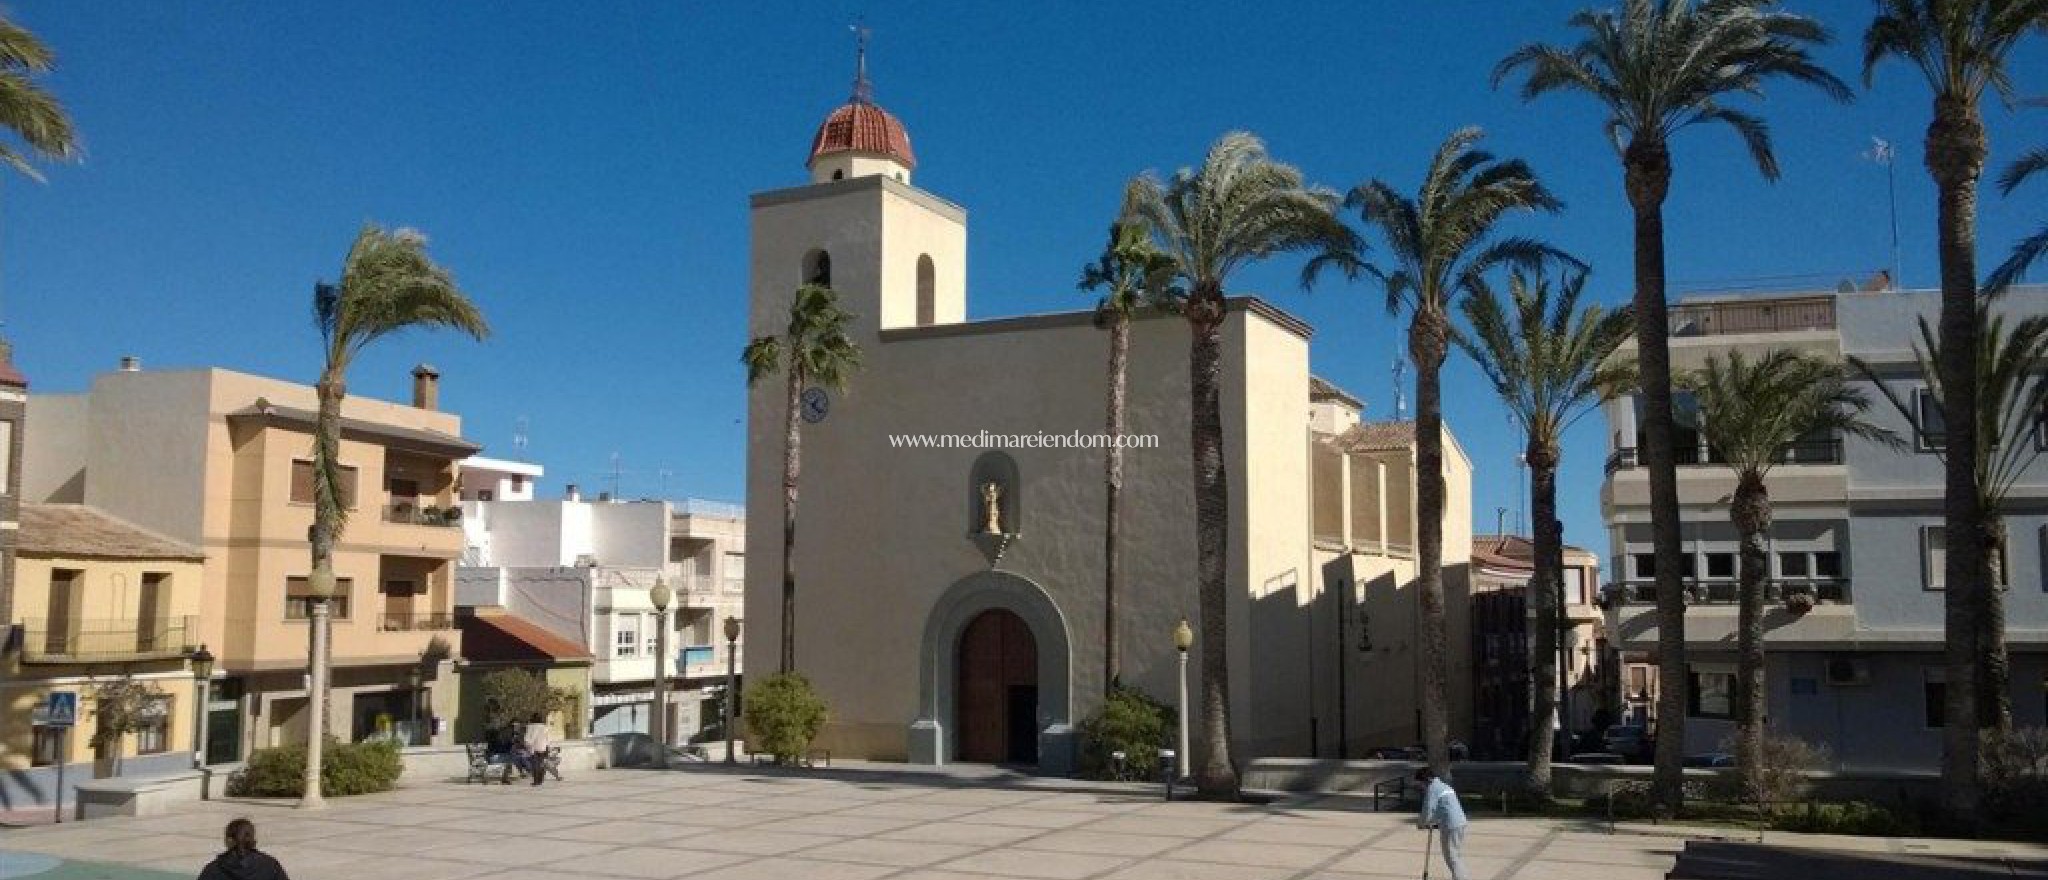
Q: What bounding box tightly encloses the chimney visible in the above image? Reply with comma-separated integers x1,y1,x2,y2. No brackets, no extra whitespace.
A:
118,355,140,372
411,364,440,410
565,483,581,502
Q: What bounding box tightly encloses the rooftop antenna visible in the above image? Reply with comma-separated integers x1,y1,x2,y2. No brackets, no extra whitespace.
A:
1495,506,1508,539
849,20,873,104
658,468,674,499
1864,137,1902,289
513,416,530,456
607,452,623,500
1392,357,1407,420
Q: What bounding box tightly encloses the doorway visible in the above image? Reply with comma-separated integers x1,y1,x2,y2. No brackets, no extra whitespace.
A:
956,608,1038,764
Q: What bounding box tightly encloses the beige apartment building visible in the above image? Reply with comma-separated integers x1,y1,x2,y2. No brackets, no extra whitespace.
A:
745,66,1483,770
24,361,475,763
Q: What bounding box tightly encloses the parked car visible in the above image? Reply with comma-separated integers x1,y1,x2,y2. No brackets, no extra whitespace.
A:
1567,752,1625,765
1683,752,1734,768
1602,724,1653,762
1365,741,1471,762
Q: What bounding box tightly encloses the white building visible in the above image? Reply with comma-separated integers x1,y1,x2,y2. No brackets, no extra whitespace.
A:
456,460,745,746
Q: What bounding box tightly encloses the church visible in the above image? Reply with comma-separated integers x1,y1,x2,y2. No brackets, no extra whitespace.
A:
742,57,1480,772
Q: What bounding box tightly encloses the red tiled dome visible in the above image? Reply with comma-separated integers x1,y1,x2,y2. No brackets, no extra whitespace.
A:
808,101,916,170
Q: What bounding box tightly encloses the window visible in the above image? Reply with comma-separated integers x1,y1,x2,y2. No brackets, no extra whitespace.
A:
1628,666,1649,699
1688,669,1734,719
1916,388,1946,451
916,255,936,326
135,696,171,755
1923,526,2008,590
510,475,526,491
31,725,62,766
0,419,14,493
1779,552,1809,578
1925,674,1948,728
476,490,493,502
290,460,358,508
1814,551,1842,579
1705,553,1735,579
724,552,745,592
615,616,639,658
804,249,832,287
1633,554,1656,580
286,576,353,620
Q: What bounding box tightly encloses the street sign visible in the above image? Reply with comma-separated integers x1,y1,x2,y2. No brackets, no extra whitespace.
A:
33,691,77,728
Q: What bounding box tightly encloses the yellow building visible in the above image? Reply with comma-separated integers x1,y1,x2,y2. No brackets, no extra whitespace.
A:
1,503,207,802
23,361,476,763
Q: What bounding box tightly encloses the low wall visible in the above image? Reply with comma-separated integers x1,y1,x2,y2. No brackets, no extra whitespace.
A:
0,752,193,813
73,769,208,821
401,738,613,782
1243,758,1943,807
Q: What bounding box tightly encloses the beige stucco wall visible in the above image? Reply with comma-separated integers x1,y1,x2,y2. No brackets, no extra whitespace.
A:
0,672,196,773
13,556,205,633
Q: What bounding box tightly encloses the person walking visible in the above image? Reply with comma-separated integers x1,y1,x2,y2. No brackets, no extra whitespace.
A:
1415,768,1469,880
198,818,290,880
521,713,552,786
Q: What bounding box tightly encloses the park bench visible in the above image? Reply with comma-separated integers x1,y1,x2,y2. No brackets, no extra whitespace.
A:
465,743,519,784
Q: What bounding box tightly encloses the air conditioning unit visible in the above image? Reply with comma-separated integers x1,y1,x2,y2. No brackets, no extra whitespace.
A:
1824,658,1871,686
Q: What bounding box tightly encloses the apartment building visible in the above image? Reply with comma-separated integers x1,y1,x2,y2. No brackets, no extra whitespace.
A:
1468,533,1611,758
1600,285,2048,770
1308,378,1479,756
22,360,475,762
456,482,745,747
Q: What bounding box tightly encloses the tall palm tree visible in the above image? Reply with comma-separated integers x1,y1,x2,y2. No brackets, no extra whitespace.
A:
1122,132,1359,798
1863,0,2048,821
1080,222,1178,691
1457,266,1633,796
0,16,77,180
1683,352,1896,778
1347,127,1564,774
1496,0,1849,810
309,225,488,807
743,284,862,674
1989,136,2047,291
1853,303,2048,742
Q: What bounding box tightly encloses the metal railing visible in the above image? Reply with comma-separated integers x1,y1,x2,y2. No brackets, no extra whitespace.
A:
1606,439,1843,474
18,616,197,661
1669,296,1836,337
383,502,462,527
378,613,457,632
1617,579,1850,605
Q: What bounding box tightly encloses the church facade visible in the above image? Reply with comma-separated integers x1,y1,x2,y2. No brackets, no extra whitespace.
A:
743,68,1477,771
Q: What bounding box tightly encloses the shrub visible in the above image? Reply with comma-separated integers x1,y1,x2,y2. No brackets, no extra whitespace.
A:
479,668,578,734
1077,685,1172,781
228,739,404,797
1772,800,1919,836
743,672,828,764
1713,731,1826,809
1985,727,2048,821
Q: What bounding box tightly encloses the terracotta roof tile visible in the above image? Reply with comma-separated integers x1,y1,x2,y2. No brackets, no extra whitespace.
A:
808,101,916,169
459,609,593,663
1338,420,1417,452
19,504,205,560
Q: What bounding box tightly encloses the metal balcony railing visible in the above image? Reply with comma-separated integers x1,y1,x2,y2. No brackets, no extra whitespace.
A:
18,616,198,661
1606,439,1843,474
383,502,462,527
1615,579,1850,605
378,613,457,632
1669,296,1836,337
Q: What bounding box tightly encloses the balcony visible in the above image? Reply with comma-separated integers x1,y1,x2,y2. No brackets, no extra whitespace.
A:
1612,579,1851,605
1669,296,1835,337
378,613,457,633
18,616,198,662
1605,439,1843,475
383,501,462,528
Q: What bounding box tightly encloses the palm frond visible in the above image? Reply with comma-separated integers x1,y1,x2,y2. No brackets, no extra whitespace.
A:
1455,263,1635,448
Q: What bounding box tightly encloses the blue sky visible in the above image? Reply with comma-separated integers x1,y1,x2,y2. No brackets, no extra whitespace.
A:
3,1,2043,555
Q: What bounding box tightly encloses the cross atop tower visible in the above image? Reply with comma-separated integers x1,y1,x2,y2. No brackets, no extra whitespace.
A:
850,21,874,104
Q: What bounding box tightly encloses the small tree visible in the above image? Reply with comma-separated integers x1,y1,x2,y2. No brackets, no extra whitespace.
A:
479,669,574,734
1077,685,1173,781
89,678,166,777
743,672,828,765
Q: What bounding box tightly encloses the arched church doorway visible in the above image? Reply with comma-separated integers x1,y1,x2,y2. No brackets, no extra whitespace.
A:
956,608,1038,764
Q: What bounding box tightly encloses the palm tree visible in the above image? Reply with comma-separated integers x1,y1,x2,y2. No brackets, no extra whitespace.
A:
1495,0,1849,810
1122,132,1359,798
0,16,77,179
1080,222,1178,691
1863,0,2048,821
1853,303,2048,747
1457,266,1633,796
1346,127,1564,774
743,284,862,674
1683,352,1896,778
309,225,488,807
1989,136,2047,291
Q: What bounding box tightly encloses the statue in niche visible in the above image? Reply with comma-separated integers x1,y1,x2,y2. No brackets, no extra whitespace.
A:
981,480,1004,535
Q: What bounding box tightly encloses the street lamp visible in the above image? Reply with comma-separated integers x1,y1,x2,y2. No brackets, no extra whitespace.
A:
723,615,742,764
649,575,673,769
1173,618,1193,781
190,645,215,771
406,666,424,746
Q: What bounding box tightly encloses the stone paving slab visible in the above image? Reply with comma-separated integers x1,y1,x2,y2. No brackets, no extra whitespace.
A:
6,764,2048,880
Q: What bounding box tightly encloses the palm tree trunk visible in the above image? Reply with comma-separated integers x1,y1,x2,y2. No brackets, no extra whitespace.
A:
1525,441,1561,798
305,375,345,807
1732,471,1770,779
1980,516,2010,732
1928,94,1987,824
1411,312,1451,775
1104,312,1129,691
1188,291,1237,798
780,364,803,674
1625,137,1688,815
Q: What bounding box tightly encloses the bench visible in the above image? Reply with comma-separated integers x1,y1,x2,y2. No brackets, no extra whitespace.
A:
465,743,519,784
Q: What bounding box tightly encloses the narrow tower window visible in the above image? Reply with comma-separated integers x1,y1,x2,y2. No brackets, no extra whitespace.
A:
804,249,832,288
916,255,936,326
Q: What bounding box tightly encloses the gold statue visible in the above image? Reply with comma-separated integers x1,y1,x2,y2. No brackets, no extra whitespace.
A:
981,481,1004,535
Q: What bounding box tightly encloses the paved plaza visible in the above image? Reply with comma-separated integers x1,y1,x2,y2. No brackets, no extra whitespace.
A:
4,764,2048,880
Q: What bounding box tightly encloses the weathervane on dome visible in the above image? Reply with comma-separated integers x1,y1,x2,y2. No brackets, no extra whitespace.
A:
850,20,874,105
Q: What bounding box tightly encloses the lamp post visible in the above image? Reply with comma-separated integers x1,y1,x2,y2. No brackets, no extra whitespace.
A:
1173,618,1192,781
406,666,424,746
723,615,742,764
190,645,215,771
649,575,673,769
